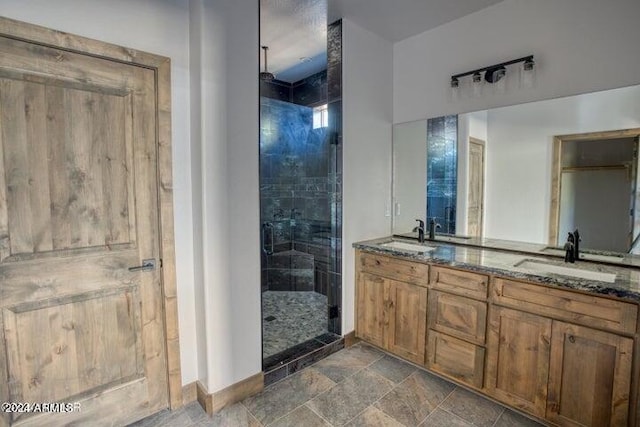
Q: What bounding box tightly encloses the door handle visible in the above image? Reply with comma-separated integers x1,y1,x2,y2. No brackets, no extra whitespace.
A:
128,259,156,272
262,222,274,255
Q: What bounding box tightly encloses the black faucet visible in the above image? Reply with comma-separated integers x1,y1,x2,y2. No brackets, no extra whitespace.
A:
428,217,441,240
563,229,581,263
564,232,575,263
414,219,425,243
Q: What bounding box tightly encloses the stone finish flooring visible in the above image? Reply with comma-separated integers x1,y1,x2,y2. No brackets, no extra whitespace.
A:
131,343,546,427
262,291,328,358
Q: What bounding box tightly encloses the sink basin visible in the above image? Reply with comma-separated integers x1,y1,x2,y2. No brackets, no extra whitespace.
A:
380,241,436,253
515,259,617,283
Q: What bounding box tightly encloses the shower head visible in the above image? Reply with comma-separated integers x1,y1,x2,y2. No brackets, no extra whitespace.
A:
260,71,275,81
260,46,276,81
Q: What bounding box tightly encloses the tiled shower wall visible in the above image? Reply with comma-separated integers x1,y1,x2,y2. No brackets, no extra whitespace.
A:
260,70,327,107
427,115,458,235
260,97,332,295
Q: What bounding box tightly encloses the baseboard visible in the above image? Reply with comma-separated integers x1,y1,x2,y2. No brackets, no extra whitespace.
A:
196,372,264,415
344,331,360,347
196,381,213,414
182,381,197,405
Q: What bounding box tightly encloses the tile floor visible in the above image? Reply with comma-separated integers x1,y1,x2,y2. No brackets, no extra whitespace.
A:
131,343,546,427
262,291,328,358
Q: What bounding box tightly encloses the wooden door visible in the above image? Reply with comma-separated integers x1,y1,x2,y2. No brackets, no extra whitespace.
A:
467,138,485,237
485,306,551,418
387,280,427,364
0,35,167,426
355,272,386,349
547,322,633,427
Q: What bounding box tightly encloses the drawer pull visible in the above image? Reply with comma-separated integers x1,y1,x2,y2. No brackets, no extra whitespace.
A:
568,335,575,343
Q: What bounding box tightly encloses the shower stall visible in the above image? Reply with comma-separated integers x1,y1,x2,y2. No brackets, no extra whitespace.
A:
259,13,342,383
260,95,335,360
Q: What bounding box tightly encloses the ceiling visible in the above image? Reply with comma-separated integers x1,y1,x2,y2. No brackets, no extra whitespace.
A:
328,0,504,43
261,0,504,83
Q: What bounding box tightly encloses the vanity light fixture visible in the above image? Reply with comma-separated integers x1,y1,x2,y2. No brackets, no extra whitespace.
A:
450,55,535,99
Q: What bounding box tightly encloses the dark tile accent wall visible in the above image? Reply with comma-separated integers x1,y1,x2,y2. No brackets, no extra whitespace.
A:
260,96,333,294
260,79,292,103
426,115,458,235
327,20,343,335
292,71,328,107
260,70,327,108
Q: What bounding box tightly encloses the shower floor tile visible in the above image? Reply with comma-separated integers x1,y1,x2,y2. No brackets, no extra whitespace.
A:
262,291,328,359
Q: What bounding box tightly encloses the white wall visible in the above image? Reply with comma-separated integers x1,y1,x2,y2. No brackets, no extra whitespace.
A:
223,0,262,391
484,85,640,244
189,0,207,388
0,0,198,384
342,19,393,334
392,121,427,234
394,0,640,123
190,0,261,392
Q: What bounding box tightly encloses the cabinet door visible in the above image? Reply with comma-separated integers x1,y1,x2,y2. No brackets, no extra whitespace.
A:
387,279,427,364
427,330,485,389
355,271,387,348
547,322,633,427
486,306,551,417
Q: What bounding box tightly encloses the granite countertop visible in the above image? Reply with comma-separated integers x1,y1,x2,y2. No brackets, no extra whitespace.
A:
354,236,640,303
394,231,640,268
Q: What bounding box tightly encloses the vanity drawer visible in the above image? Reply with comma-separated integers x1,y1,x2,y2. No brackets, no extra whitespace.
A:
491,277,638,334
429,266,489,300
427,330,485,389
428,290,487,345
358,251,429,287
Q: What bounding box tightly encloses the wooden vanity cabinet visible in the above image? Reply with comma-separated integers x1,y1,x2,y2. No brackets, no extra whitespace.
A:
489,277,638,427
355,251,428,364
355,249,640,426
426,267,488,389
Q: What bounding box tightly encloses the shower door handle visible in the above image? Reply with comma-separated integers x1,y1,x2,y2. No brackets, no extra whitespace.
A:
262,222,274,255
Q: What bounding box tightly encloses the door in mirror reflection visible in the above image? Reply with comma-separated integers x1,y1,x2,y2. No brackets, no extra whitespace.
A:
467,138,486,237
553,131,639,253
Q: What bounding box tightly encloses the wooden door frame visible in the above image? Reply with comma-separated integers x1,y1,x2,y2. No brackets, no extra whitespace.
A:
549,128,640,249
0,17,182,409
467,137,486,237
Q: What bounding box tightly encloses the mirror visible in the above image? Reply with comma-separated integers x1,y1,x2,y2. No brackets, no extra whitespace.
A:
392,84,640,255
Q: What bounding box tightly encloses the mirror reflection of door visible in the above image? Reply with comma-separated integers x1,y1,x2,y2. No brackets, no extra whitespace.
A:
552,130,640,253
467,137,486,237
